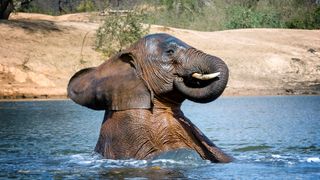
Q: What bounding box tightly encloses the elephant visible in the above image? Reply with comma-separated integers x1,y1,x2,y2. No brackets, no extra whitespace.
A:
68,33,232,163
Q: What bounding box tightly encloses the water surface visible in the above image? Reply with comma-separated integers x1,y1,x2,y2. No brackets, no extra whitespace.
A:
0,96,319,179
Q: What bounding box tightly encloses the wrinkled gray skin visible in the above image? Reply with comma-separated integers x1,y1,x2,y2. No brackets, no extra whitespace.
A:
68,33,232,163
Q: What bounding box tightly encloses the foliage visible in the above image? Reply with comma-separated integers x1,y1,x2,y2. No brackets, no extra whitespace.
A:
223,0,320,29
6,0,320,30
160,0,202,14
225,5,283,29
12,0,55,15
95,9,149,57
144,0,205,29
76,0,96,13
0,0,14,19
143,0,320,30
285,6,320,29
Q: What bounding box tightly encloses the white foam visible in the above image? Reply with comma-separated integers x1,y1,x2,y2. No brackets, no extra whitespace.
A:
306,157,320,163
80,160,94,164
287,161,294,165
271,154,281,158
122,159,148,167
151,159,184,165
68,153,104,167
70,154,84,159
68,153,203,169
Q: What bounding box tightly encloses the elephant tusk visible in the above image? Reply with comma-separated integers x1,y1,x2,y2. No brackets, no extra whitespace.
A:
192,72,220,80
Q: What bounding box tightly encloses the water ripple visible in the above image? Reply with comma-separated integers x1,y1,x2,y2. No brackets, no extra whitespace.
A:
1,97,320,179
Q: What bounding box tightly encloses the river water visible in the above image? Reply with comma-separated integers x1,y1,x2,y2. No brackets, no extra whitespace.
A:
0,96,319,179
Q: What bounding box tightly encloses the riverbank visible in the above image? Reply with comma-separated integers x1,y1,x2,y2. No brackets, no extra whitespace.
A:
0,13,319,99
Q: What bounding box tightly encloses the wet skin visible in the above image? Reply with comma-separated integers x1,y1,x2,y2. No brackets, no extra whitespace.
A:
68,33,232,163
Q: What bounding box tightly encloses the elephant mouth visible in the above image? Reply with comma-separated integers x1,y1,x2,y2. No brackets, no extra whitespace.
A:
178,72,221,89
192,72,220,80
173,54,229,103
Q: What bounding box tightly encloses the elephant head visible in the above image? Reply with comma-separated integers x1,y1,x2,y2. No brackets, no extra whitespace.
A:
68,33,229,109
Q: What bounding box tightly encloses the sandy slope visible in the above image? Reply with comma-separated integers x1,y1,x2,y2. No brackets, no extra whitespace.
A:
0,13,319,99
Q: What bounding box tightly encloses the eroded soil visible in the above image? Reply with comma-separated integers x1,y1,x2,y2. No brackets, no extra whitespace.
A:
0,13,319,99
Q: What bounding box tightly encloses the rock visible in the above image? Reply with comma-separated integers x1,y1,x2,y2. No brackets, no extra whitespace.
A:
10,67,28,83
27,72,55,87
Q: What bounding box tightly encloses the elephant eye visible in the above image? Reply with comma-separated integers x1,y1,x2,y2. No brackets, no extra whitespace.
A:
166,49,174,56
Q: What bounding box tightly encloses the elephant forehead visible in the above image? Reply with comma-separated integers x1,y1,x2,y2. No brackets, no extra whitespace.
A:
163,37,190,49
145,37,160,52
144,34,190,53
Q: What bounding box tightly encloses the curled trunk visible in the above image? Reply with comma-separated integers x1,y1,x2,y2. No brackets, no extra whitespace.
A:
174,50,229,103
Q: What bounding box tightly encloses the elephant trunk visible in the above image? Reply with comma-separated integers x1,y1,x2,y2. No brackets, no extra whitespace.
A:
67,67,106,110
174,49,229,103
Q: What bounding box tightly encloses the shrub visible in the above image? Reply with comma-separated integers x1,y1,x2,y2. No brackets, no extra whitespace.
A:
76,0,96,12
143,0,319,30
225,5,283,29
144,0,216,30
95,10,149,57
285,6,320,29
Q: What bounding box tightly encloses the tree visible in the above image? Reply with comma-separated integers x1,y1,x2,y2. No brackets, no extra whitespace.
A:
0,0,14,19
19,0,34,12
95,9,149,57
0,0,35,19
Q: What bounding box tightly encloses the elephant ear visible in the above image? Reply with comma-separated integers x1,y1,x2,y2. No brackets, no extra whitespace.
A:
67,52,152,110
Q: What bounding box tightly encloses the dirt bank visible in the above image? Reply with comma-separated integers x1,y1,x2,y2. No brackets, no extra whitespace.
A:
0,13,319,99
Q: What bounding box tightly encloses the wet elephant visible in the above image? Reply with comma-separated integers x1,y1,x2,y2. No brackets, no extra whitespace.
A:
68,33,232,163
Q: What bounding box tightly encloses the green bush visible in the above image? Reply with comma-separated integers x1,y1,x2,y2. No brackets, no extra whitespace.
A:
13,0,55,15
285,6,320,29
95,10,149,57
76,0,96,12
313,7,320,28
143,0,320,30
13,0,319,30
144,0,225,31
225,5,283,29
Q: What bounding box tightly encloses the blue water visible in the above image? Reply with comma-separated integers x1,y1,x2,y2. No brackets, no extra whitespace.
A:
0,96,319,179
